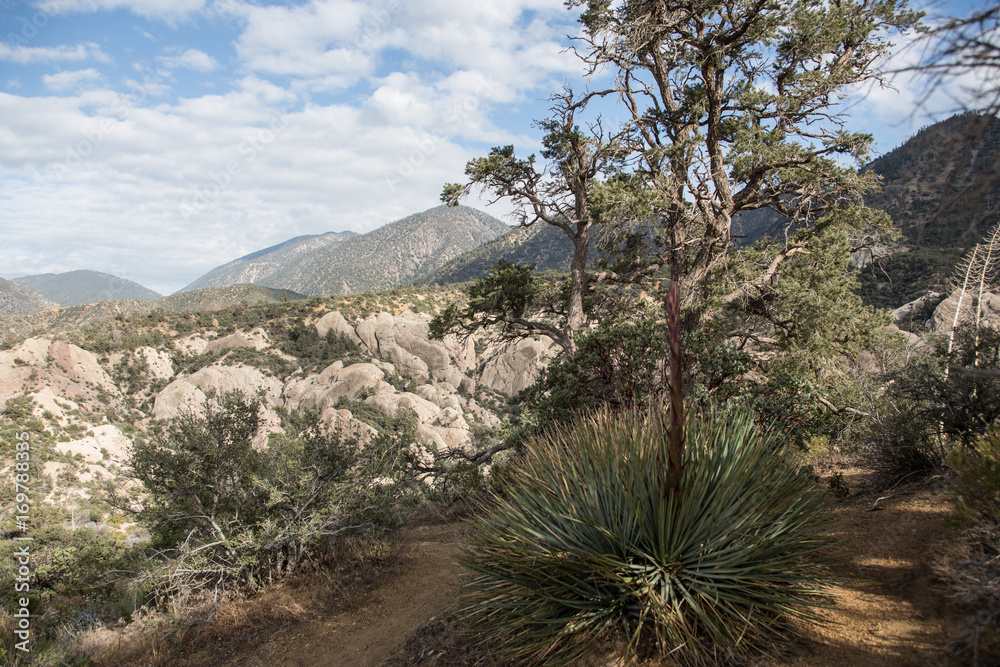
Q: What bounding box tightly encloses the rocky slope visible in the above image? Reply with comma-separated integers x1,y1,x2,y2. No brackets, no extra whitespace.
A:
0,302,558,506
180,232,358,293
181,206,510,296
417,222,572,285
0,278,59,316
13,270,161,307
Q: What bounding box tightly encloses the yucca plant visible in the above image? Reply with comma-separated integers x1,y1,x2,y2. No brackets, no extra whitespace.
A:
459,405,836,665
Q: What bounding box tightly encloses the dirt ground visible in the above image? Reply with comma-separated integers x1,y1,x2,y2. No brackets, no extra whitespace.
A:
207,468,968,667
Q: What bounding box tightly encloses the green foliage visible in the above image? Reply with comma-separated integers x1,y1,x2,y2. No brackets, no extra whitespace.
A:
719,222,891,370
277,323,365,373
332,397,419,442
523,317,830,442
460,405,835,665
889,323,1000,448
430,260,541,340
0,515,148,663
941,425,1000,662
124,393,416,590
128,393,266,548
950,426,1000,527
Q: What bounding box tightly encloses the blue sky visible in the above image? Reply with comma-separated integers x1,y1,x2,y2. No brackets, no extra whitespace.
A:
0,0,991,295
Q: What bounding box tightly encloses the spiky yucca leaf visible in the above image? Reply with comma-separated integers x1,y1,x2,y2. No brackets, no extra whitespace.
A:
459,406,836,665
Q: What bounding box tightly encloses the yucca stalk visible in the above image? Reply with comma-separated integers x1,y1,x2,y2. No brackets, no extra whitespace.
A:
666,279,684,497
460,406,836,666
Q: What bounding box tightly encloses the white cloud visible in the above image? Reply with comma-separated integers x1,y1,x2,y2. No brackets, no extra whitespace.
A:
0,85,492,293
0,42,109,64
36,0,207,23
41,68,103,92
158,48,219,72
0,0,589,293
845,22,999,153
231,0,370,81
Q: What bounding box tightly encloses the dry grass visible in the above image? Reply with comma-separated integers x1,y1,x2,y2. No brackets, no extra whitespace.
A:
70,536,401,666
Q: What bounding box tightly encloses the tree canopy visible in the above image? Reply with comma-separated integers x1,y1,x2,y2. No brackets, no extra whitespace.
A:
441,0,923,354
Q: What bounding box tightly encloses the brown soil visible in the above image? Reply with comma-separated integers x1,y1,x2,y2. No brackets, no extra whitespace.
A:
200,469,968,667
212,521,467,667
771,468,963,667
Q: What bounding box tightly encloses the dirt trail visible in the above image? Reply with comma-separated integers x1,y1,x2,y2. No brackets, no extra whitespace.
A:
224,522,466,667
774,470,962,667
220,470,964,666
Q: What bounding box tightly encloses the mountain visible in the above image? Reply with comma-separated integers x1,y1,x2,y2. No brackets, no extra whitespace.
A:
0,284,306,340
13,270,162,307
728,113,1000,309
417,223,574,285
181,231,358,293
0,278,59,316
865,112,1000,248
181,205,510,296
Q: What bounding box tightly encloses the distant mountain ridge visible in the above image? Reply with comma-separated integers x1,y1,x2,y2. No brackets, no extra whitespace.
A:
730,114,1000,251
13,270,161,307
417,223,599,285
181,231,358,293
0,278,59,316
0,284,306,340
182,205,510,296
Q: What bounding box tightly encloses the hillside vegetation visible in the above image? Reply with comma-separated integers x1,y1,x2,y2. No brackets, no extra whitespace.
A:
181,205,510,296
13,271,162,307
0,279,58,317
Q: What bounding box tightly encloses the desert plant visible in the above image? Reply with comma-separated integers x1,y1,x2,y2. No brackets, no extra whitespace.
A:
459,405,836,665
119,393,416,593
940,425,1000,663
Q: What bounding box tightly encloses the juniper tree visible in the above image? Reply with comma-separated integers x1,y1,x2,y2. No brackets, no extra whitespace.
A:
441,0,923,354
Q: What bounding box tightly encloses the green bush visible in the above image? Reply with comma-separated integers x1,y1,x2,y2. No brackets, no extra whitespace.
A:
889,323,1000,448
941,425,1000,662
123,393,416,591
523,318,751,431
460,405,835,665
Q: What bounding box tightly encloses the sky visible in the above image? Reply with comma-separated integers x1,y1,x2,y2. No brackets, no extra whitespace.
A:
0,0,991,295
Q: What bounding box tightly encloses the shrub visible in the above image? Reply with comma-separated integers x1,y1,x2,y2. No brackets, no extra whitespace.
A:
941,425,1000,662
459,405,835,665
523,318,751,431
889,323,1000,448
121,393,416,593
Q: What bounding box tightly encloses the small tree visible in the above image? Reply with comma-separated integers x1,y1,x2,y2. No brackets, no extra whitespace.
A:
121,393,415,590
441,0,922,359
442,90,630,355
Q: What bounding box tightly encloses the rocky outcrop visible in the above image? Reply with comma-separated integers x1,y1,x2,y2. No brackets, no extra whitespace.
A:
0,337,121,406
55,424,130,465
329,310,477,393
205,328,270,355
318,406,378,443
893,291,947,332
152,365,283,420
930,290,1000,334
315,311,363,346
174,333,214,355
478,337,559,396
282,361,385,412
48,342,120,396
135,346,174,381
